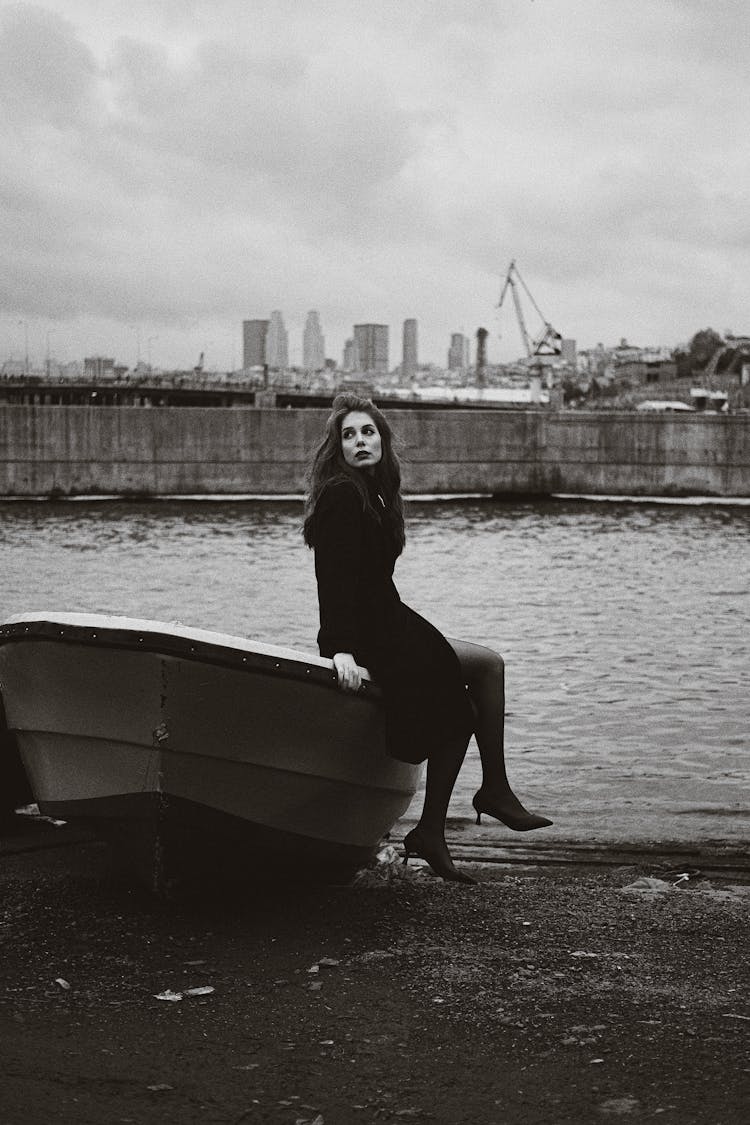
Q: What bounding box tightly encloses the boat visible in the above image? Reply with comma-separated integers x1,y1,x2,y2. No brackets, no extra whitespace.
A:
0,612,420,892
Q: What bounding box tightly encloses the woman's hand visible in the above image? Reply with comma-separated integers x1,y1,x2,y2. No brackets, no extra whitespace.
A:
332,652,362,693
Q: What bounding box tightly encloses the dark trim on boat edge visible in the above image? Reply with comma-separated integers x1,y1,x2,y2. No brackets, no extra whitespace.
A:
0,618,381,700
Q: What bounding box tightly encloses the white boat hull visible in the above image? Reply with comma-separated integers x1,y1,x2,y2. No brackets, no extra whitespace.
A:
0,614,420,889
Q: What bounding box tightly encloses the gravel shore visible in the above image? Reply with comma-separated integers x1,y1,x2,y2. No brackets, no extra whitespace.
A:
1,825,748,1125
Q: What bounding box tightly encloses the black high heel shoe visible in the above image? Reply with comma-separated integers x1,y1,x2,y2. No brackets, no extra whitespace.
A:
402,827,477,885
472,789,553,832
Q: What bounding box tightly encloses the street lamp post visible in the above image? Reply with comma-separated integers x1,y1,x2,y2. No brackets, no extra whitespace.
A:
18,321,29,375
46,330,54,379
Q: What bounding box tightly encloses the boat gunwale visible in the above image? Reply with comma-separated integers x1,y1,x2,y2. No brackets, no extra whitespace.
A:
0,614,381,700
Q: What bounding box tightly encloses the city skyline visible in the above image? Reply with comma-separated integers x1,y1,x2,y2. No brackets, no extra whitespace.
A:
1,3,748,372
3,304,686,376
2,308,713,376
5,297,574,373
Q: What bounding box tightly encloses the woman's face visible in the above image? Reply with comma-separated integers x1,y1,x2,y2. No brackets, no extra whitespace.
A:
340,410,383,472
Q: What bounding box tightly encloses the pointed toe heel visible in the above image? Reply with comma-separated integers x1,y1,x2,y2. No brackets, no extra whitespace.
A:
402,828,477,885
472,790,552,833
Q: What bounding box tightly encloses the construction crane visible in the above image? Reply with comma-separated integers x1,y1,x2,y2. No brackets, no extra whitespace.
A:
497,260,563,359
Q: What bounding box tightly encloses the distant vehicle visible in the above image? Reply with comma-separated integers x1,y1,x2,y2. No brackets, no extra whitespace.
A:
636,400,695,413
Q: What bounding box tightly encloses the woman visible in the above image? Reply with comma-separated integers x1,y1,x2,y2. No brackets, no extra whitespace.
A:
303,393,551,884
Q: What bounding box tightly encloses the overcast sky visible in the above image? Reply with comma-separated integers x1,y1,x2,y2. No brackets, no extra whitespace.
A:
1,0,748,371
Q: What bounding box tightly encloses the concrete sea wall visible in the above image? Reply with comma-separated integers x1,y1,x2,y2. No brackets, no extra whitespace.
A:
0,404,748,497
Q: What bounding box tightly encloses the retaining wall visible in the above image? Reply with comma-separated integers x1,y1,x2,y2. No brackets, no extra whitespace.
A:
0,405,748,497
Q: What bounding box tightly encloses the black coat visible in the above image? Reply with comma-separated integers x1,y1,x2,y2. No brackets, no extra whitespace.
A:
311,478,474,764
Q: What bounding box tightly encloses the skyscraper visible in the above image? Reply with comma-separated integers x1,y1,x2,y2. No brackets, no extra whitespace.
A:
243,320,268,369
266,310,288,370
402,318,417,382
353,324,389,374
561,338,577,366
342,337,360,372
303,311,326,371
448,332,469,371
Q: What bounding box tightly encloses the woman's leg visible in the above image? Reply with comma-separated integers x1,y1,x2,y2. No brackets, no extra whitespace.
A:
448,638,552,830
405,732,476,883
419,734,470,836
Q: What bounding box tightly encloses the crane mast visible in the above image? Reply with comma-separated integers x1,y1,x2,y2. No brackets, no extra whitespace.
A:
497,260,563,359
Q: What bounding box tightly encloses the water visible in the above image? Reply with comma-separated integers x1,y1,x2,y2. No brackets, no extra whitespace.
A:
1,497,748,845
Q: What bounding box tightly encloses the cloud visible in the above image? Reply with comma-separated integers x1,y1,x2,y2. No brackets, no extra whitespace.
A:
105,34,417,231
0,3,97,127
1,0,749,367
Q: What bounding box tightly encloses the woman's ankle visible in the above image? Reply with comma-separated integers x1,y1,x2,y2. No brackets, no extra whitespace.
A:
413,819,445,842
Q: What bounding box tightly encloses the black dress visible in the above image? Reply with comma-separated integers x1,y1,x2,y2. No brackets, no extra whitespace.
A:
312,477,474,764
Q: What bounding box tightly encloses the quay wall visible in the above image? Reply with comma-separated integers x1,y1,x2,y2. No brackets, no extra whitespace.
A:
0,405,748,497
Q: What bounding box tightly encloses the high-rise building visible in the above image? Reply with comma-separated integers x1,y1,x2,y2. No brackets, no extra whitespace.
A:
243,320,268,369
84,356,115,379
303,311,326,371
353,324,389,374
342,337,360,372
561,338,577,366
402,318,417,381
448,332,469,371
266,310,288,370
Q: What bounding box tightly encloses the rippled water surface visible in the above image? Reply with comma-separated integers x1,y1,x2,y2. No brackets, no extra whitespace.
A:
1,497,748,842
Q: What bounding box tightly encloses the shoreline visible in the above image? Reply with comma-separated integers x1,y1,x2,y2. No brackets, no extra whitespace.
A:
3,814,749,878
2,492,750,505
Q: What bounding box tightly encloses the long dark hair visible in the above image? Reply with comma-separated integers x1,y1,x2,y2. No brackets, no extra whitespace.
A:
303,393,405,554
